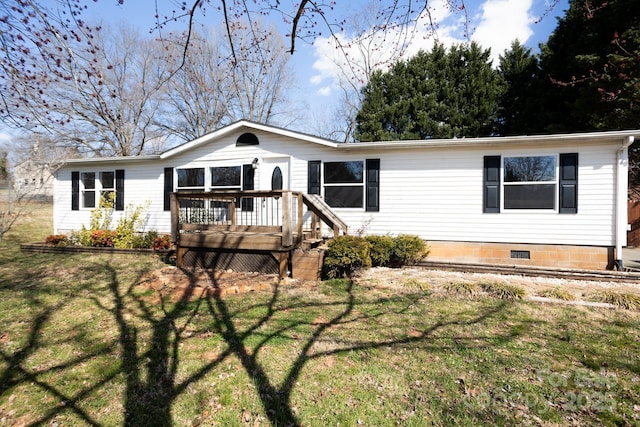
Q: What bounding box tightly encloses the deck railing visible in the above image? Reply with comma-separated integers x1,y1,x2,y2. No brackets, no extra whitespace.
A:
170,190,348,250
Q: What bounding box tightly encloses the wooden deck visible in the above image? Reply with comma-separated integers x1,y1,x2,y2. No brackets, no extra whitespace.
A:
171,190,347,278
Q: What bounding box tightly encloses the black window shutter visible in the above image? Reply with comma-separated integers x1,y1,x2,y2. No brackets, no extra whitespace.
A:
366,159,380,212
163,168,173,211
115,169,125,211
71,171,80,211
559,153,578,214
242,164,254,211
483,156,501,213
308,160,321,195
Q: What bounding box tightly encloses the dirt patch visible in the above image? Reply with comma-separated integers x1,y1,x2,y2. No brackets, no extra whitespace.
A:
137,267,283,302
356,267,640,305
136,265,640,308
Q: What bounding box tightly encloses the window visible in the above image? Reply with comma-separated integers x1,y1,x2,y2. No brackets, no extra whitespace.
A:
81,172,96,208
210,166,241,215
503,156,556,210
210,166,241,189
236,132,259,146
174,165,253,214
176,168,204,189
176,168,205,209
483,154,578,214
73,170,123,210
99,171,115,201
323,161,364,208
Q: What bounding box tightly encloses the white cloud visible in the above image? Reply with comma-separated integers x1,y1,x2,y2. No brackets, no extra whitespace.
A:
309,0,537,94
471,0,535,64
317,86,332,96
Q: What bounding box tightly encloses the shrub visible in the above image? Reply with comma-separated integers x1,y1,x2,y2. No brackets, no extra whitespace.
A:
390,234,429,266
152,234,173,252
45,234,68,246
89,193,115,231
322,235,371,279
366,235,395,267
113,202,149,249
90,229,116,247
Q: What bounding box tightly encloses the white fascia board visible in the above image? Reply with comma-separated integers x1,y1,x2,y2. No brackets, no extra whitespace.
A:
337,129,640,151
62,155,160,167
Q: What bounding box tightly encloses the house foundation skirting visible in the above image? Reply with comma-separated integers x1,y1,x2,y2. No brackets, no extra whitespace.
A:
425,241,614,271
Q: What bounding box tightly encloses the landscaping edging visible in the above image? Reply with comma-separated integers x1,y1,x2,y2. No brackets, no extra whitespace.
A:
21,242,158,255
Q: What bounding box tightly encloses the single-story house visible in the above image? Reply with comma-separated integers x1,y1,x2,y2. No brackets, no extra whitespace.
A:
53,120,639,270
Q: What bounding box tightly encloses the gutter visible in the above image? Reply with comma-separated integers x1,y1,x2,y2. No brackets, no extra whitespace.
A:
615,135,635,269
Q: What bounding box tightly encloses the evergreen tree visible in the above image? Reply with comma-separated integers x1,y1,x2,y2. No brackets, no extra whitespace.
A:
539,0,640,132
355,42,501,141
496,40,545,135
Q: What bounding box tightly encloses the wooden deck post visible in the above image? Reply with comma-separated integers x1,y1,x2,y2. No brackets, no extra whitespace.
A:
282,191,293,247
279,251,290,279
176,247,188,268
311,213,319,239
296,192,304,245
229,198,236,225
170,193,179,244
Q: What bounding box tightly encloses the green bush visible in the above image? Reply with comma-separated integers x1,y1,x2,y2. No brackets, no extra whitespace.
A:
366,235,395,267
89,193,115,231
322,235,371,279
390,234,428,266
113,202,149,248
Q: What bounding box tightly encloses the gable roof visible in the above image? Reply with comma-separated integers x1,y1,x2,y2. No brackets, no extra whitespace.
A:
159,120,341,159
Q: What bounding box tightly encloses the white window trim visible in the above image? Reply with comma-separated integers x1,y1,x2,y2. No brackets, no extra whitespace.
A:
80,171,115,209
322,160,365,209
501,154,559,213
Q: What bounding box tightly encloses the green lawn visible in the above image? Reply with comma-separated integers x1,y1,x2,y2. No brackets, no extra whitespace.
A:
0,203,639,426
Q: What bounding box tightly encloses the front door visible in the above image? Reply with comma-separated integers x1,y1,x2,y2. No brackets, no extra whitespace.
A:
259,157,290,191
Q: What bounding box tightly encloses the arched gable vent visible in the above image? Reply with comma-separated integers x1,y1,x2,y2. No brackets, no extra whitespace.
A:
236,132,259,146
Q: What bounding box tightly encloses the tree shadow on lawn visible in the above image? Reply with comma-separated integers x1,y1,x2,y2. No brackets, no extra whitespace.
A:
6,258,629,426
104,266,514,427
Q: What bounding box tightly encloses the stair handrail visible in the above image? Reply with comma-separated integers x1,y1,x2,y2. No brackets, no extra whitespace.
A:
301,193,348,237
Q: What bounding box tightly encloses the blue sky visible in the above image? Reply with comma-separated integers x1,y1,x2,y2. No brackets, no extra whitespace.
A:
1,0,570,142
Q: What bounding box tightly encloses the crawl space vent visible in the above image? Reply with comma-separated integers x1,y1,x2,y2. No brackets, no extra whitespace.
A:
510,250,531,259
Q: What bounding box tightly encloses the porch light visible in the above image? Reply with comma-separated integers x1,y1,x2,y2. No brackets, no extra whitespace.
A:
252,158,259,169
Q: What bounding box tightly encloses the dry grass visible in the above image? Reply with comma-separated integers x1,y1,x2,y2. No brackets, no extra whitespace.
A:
537,286,577,301
442,281,481,296
479,281,526,300
589,290,640,310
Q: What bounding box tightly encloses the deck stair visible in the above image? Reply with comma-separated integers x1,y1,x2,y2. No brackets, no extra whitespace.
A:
170,190,347,278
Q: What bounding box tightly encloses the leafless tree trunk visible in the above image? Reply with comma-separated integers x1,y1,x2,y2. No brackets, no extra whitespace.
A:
156,31,234,141
157,24,294,142
225,23,294,124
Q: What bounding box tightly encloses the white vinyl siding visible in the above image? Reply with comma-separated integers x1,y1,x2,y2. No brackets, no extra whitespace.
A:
53,127,626,248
